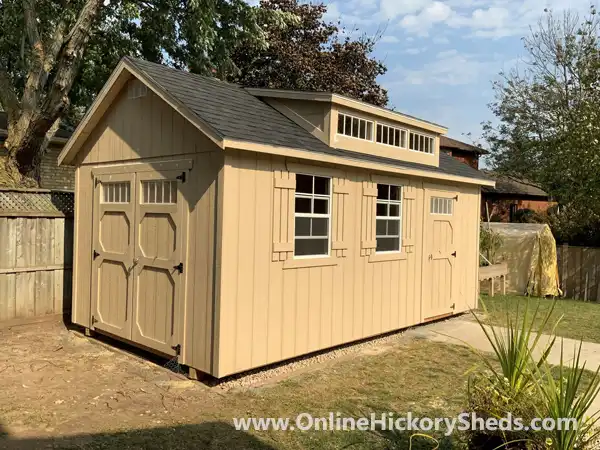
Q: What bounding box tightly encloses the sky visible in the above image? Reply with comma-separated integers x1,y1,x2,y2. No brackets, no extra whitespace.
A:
315,0,591,146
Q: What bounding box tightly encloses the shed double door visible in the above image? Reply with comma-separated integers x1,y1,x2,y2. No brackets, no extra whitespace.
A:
90,170,184,356
422,187,459,320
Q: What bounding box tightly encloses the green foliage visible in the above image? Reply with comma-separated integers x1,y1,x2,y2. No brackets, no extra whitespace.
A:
484,7,600,245
467,373,548,449
469,298,600,450
537,342,600,450
513,208,547,224
229,0,388,107
479,225,504,265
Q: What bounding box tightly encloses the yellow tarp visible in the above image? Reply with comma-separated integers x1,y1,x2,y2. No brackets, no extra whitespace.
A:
487,223,561,297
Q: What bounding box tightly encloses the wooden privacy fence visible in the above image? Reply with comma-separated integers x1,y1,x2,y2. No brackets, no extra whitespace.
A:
557,244,600,301
0,188,74,322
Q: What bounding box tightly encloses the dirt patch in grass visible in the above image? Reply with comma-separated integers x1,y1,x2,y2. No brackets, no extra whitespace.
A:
0,320,480,449
478,294,600,343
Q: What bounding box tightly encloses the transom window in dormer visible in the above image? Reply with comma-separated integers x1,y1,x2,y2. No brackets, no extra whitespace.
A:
409,131,435,154
337,113,374,141
376,124,407,148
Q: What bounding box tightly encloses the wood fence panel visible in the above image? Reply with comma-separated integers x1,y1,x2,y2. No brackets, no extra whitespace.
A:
557,244,600,301
0,216,73,322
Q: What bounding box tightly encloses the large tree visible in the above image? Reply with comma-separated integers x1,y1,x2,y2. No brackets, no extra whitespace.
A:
229,0,389,107
484,7,600,243
0,0,292,185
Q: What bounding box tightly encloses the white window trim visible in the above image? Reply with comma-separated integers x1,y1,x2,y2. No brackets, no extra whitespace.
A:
375,184,403,254
376,123,408,149
141,179,177,205
294,174,332,259
408,131,435,155
337,112,374,142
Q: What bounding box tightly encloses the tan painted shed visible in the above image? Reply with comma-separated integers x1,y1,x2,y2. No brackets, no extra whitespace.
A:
59,57,494,378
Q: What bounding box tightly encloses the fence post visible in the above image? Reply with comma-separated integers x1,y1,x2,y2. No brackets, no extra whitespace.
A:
561,243,568,298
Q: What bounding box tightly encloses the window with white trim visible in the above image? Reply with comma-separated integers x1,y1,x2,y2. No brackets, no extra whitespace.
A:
337,113,374,141
294,174,331,257
430,197,453,215
376,184,402,252
376,123,407,148
102,182,130,204
141,180,178,204
409,131,435,154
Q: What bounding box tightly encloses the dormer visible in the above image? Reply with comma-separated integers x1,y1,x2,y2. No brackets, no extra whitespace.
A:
245,89,448,169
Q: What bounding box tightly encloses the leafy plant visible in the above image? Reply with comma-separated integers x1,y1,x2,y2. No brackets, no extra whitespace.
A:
480,225,504,266
470,299,558,395
536,341,600,450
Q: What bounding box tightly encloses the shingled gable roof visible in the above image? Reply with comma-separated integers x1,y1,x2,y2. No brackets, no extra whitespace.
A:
440,136,487,155
59,56,491,184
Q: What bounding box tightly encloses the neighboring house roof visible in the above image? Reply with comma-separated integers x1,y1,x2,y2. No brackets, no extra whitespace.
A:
59,57,492,185
0,111,73,141
440,136,487,155
481,171,549,197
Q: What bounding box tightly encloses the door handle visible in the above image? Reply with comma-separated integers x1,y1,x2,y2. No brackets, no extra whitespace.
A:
128,257,139,272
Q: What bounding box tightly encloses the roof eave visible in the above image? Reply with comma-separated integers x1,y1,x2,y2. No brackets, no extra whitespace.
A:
245,88,448,135
223,138,495,187
58,58,225,166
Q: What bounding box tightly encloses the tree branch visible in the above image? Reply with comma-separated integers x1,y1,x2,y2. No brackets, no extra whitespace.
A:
22,0,44,62
42,0,104,119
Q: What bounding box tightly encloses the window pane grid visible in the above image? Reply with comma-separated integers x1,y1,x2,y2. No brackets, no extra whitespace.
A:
102,182,130,204
337,113,374,142
375,183,402,253
142,180,177,204
376,123,408,149
430,197,453,215
409,131,435,154
294,175,331,257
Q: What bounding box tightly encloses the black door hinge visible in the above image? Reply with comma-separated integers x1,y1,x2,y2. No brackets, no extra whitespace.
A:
93,250,100,259
91,315,98,325
171,344,181,355
451,251,457,257
176,172,186,183
450,303,456,310
173,262,184,274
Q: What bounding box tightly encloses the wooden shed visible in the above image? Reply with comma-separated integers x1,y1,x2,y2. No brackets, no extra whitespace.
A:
59,57,494,378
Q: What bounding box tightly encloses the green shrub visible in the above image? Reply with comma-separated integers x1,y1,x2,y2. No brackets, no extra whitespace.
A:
466,373,548,449
480,225,504,266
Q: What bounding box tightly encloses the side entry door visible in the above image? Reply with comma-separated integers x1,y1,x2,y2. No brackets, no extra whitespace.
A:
91,173,136,339
422,188,458,320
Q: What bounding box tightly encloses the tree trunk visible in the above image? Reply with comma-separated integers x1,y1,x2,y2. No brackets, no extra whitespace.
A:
4,112,59,186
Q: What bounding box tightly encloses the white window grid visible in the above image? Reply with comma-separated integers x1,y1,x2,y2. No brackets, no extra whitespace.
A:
376,123,408,149
141,180,177,204
430,197,453,215
294,175,331,258
337,112,374,141
409,132,435,154
101,182,130,204
376,184,403,253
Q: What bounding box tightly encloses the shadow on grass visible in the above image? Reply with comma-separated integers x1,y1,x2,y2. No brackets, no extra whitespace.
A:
371,428,460,450
0,421,276,450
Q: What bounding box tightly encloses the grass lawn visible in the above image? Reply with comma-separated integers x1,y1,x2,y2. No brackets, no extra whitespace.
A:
36,339,479,450
478,294,600,343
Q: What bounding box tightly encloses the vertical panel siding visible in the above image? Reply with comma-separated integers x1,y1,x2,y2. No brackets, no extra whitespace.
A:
0,216,73,322
72,82,222,373
214,151,480,377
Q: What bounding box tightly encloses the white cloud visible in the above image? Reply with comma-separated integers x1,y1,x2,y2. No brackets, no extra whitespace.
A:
380,35,401,43
389,49,499,86
379,0,431,20
400,1,453,36
432,36,450,45
404,47,427,55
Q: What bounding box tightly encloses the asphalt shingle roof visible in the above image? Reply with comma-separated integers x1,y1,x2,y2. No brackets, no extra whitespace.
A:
440,136,487,155
125,57,490,183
